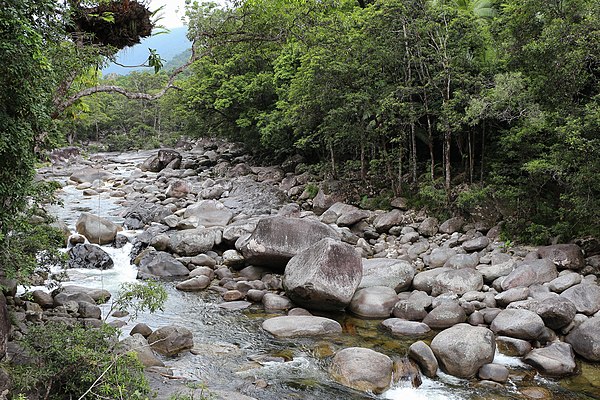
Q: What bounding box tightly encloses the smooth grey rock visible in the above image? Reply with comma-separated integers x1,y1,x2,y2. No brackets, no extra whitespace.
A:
412,268,452,294
118,333,165,367
140,149,181,172
565,316,600,361
222,180,287,216
408,341,438,378
524,342,577,376
478,363,509,383
536,297,577,329
262,316,342,338
496,336,532,357
165,179,192,199
428,248,457,268
548,273,582,293
408,240,430,260
183,200,233,227
374,209,404,233
67,243,114,270
439,217,465,234
431,324,495,378
75,212,118,245
463,237,490,252
444,253,480,269
560,283,600,315
490,309,546,340
31,290,54,308
237,216,339,269
59,285,111,303
78,301,101,319
538,244,585,271
432,268,483,297
495,287,530,307
168,228,221,256
349,286,398,318
123,201,173,230
418,217,439,237
477,261,516,282
359,258,414,292
382,318,431,337
422,302,466,329
70,167,114,183
323,202,370,226
137,251,189,279
148,325,193,357
175,276,211,291
330,347,393,394
501,259,558,290
262,293,293,311
283,238,362,311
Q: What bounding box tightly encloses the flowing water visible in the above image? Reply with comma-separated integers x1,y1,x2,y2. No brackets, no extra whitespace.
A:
33,154,599,400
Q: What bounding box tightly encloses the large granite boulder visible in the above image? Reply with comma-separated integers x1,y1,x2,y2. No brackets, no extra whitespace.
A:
422,302,467,329
373,209,404,233
168,228,222,256
70,167,115,183
76,212,118,245
412,268,452,294
408,341,438,378
523,342,577,377
221,180,287,216
430,324,495,378
382,319,431,338
560,283,600,315
538,244,585,271
117,334,164,367
182,200,233,228
330,347,393,394
565,316,600,361
348,286,398,318
140,149,181,172
122,202,173,230
490,309,546,340
283,238,362,311
67,243,114,270
321,202,370,226
431,268,483,296
165,179,193,199
137,251,189,279
262,316,342,338
501,259,558,290
358,258,414,292
148,325,193,356
536,297,577,329
237,216,339,269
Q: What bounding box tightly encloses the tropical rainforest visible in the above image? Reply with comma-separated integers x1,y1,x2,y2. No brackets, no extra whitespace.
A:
3,0,600,253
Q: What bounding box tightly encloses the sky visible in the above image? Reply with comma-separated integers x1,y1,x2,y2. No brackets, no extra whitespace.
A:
149,0,189,28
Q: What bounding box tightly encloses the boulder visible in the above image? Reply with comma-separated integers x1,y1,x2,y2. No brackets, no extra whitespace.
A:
148,325,193,356
183,200,233,228
70,167,114,183
444,253,480,269
431,268,483,297
430,324,495,378
477,261,516,282
548,273,582,293
262,316,342,338
322,202,370,226
165,179,193,199
262,293,293,311
382,318,431,337
524,342,576,377
59,285,111,303
501,259,558,290
140,149,181,172
478,364,509,383
31,290,54,308
118,334,164,367
75,212,118,245
536,297,577,329
565,316,600,361
422,302,466,329
392,291,431,321
168,228,221,256
496,336,532,357
412,268,452,294
463,237,490,252
348,286,398,318
237,216,339,269
439,217,465,234
358,258,414,292
560,283,600,315
221,180,287,216
329,347,393,394
137,251,189,279
538,244,585,271
428,248,457,268
418,217,439,237
67,243,114,270
175,276,211,292
78,301,101,319
490,309,546,340
408,341,438,378
122,202,173,230
283,238,362,311
373,210,404,233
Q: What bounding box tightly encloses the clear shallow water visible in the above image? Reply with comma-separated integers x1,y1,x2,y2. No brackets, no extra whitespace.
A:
34,156,600,400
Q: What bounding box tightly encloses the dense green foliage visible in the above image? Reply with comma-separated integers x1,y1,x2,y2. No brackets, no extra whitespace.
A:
8,322,151,399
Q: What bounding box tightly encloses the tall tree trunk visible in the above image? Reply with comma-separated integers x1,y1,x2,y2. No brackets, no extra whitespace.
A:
329,142,337,179
444,128,451,193
410,122,417,187
468,129,474,184
480,121,485,183
360,141,366,181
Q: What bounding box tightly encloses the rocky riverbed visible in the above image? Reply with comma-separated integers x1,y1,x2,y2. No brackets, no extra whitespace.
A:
3,139,600,399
